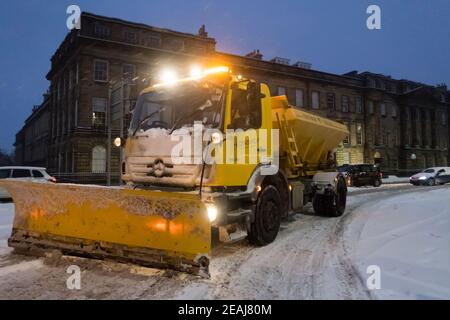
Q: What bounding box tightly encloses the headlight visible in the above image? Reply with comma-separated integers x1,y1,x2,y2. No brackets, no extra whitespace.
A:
211,132,222,144
114,137,122,147
419,176,427,180
206,204,218,222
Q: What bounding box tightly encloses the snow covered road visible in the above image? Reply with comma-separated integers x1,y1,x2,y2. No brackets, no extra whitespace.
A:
0,184,449,300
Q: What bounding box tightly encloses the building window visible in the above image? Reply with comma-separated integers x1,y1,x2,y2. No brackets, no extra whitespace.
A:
327,93,335,110
94,60,108,82
92,146,106,173
62,74,67,97
368,100,374,114
168,38,185,51
295,89,304,108
356,123,363,145
278,87,286,96
93,23,110,39
75,62,79,85
392,105,397,117
193,45,206,55
124,30,138,44
74,99,78,127
311,91,320,109
69,69,73,90
342,123,350,145
380,103,387,116
57,79,61,101
122,64,136,80
147,33,161,47
395,128,400,146
341,95,349,113
355,96,362,113
92,97,107,128
442,112,447,126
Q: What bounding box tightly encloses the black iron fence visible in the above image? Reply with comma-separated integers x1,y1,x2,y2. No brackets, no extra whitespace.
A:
52,172,122,186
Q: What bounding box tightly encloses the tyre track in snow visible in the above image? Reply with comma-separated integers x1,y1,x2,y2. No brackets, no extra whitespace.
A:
174,185,437,300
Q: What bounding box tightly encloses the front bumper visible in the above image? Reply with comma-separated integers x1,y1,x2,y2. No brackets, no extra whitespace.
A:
410,179,425,186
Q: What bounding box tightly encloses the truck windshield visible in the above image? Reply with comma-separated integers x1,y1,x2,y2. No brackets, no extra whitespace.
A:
130,79,225,136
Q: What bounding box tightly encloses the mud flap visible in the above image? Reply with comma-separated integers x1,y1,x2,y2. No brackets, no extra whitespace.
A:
0,181,211,277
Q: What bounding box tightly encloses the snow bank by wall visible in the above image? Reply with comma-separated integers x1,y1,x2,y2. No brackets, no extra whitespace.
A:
353,188,450,299
0,203,13,243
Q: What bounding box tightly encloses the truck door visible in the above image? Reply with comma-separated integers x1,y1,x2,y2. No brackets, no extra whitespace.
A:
210,80,271,187
229,81,263,164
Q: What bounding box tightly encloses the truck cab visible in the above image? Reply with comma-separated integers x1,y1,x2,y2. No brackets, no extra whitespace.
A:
121,66,348,245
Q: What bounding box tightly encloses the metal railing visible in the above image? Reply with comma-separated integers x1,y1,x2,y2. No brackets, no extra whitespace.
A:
52,172,122,186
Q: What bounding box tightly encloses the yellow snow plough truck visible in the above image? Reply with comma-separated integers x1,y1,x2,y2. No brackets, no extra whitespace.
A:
0,66,349,277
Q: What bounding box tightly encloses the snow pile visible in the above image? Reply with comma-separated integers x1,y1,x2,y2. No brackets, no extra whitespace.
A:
382,176,411,184
347,183,412,194
353,188,450,299
0,203,14,244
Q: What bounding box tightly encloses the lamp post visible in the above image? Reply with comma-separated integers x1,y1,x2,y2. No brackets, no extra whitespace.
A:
410,153,417,173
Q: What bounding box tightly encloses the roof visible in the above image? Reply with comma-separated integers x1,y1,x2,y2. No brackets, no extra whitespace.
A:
215,51,364,88
0,166,46,171
82,12,216,43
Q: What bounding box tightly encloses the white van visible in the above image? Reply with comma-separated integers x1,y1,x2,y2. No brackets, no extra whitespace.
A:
0,166,56,200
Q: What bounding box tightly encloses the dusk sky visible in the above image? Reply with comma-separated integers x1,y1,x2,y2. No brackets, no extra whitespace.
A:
0,0,449,152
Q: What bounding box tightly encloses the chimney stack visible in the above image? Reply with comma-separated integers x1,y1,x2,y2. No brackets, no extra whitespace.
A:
198,25,208,38
246,49,263,60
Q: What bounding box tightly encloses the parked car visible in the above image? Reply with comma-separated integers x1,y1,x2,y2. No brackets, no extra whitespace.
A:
338,164,383,187
410,167,450,186
0,166,56,201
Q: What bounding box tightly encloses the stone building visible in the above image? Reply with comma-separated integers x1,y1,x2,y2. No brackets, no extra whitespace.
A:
347,72,450,174
18,12,216,183
15,12,450,183
14,93,51,167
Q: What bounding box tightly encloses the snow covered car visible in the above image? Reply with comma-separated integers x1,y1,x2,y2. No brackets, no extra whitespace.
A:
410,167,450,186
0,166,56,201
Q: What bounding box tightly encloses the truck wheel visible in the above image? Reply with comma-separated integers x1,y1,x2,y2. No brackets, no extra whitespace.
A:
313,176,347,217
248,185,282,246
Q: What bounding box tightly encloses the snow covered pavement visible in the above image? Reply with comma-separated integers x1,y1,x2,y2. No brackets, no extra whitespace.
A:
350,187,450,299
0,185,449,299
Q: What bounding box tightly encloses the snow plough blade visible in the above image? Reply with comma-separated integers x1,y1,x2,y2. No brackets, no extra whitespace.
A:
0,180,211,277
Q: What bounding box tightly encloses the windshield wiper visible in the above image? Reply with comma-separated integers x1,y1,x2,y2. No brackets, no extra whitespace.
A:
132,108,166,136
169,102,215,134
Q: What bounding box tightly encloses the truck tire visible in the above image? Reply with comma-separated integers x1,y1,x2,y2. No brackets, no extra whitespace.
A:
248,185,282,246
313,176,347,217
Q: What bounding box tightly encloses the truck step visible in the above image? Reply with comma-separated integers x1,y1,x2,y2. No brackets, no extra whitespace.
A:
227,208,252,218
